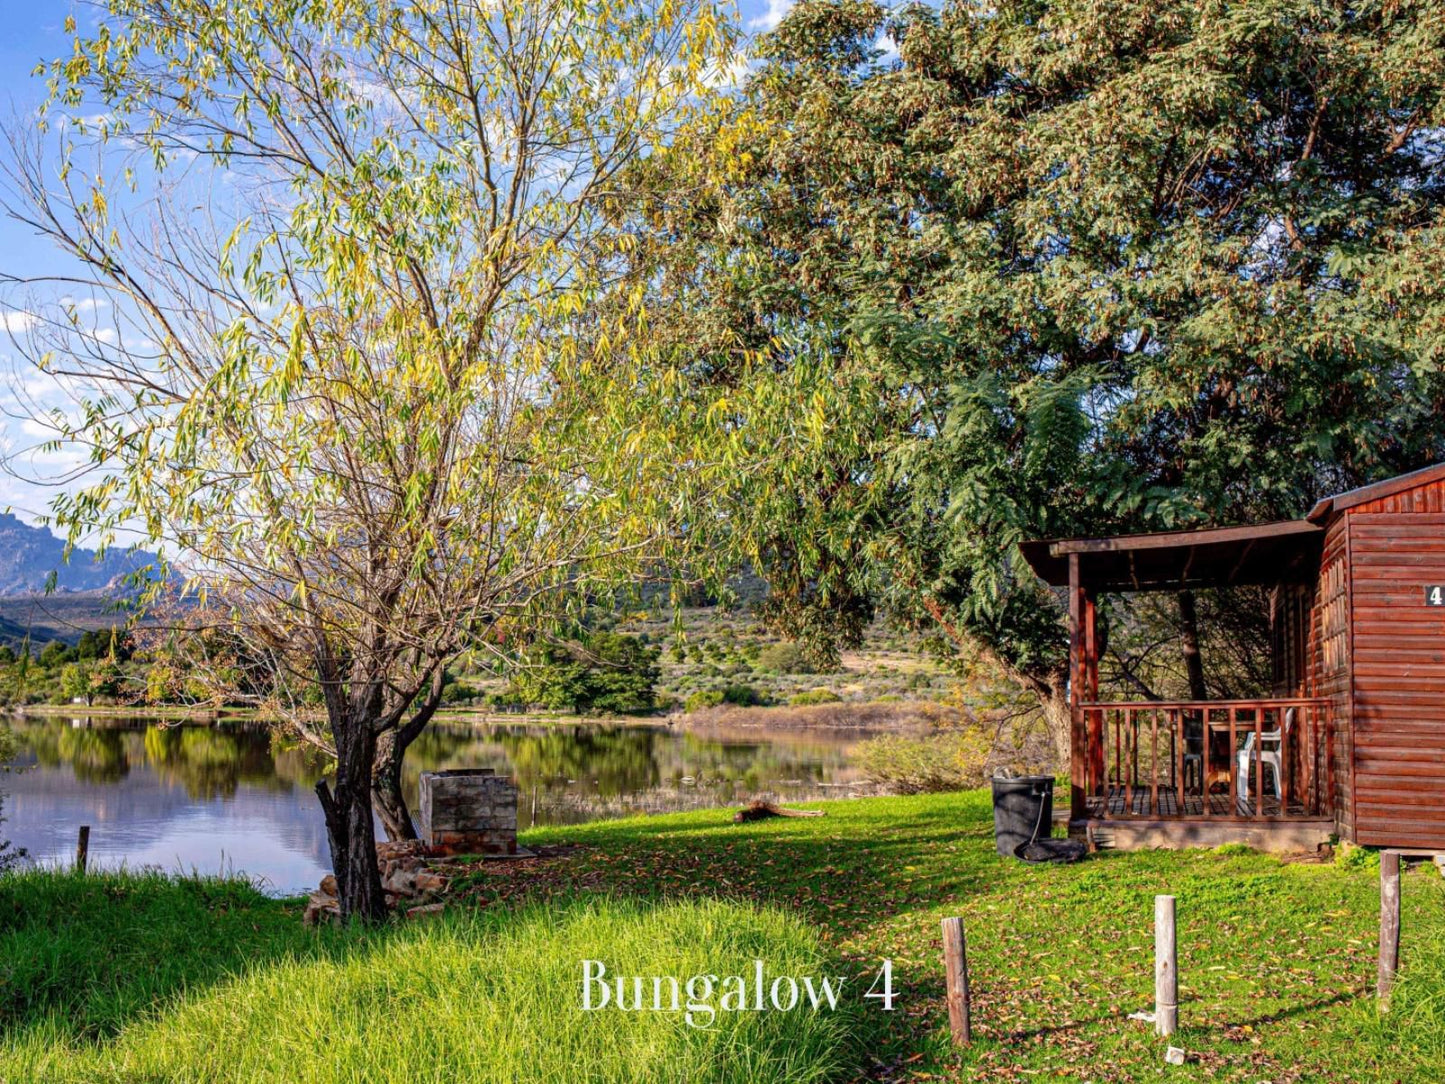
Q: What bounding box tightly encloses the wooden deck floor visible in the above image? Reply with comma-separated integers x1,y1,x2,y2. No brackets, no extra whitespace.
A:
1085,784,1314,819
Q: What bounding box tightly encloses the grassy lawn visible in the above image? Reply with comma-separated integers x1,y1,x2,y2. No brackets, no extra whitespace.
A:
0,874,846,1083
2,791,1443,1082
484,792,1445,1082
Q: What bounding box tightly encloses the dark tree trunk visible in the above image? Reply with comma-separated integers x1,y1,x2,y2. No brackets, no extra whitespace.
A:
370,670,447,843
372,729,417,841
1178,590,1208,700
318,718,387,924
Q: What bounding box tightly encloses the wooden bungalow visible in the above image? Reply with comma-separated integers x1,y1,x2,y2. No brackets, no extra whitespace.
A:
1020,463,1445,852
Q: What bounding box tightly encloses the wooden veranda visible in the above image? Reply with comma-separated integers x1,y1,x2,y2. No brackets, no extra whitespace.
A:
1021,521,1337,850
1024,464,1445,852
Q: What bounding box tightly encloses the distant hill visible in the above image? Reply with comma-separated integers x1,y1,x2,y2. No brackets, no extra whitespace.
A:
0,514,160,646
0,513,160,596
0,609,45,647
0,591,131,647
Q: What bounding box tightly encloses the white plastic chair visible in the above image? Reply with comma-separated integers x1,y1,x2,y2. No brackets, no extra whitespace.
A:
1237,709,1294,800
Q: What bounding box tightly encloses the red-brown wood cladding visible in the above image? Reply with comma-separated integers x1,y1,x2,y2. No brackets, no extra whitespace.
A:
1344,506,1445,847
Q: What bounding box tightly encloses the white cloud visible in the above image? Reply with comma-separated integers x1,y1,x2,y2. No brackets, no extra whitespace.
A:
1,310,36,335
58,296,110,315
748,0,793,32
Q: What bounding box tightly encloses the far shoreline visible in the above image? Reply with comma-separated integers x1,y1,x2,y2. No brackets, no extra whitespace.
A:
4,697,947,734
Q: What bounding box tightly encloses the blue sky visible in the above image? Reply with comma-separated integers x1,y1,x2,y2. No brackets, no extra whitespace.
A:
0,3,76,286
0,0,800,533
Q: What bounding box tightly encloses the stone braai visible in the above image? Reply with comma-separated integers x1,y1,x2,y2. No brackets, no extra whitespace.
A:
419,768,519,856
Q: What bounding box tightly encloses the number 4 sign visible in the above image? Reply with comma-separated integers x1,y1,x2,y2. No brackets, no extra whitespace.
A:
1427,586,1445,607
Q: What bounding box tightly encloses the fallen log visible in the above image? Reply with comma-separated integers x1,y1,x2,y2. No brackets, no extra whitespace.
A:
733,800,826,823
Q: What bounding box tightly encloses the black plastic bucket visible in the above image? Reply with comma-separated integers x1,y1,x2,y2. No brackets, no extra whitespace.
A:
991,775,1054,857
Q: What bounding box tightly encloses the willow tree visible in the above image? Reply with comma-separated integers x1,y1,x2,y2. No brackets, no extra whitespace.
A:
622,0,1445,759
1,0,734,920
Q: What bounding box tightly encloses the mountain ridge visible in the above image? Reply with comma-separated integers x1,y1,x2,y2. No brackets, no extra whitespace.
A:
0,512,161,597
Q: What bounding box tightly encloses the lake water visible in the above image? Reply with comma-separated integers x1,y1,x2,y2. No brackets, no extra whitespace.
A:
0,713,883,895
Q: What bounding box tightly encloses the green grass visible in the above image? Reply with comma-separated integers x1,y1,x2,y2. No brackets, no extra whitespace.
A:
0,872,847,1084
3,792,1444,1082
509,792,1445,1082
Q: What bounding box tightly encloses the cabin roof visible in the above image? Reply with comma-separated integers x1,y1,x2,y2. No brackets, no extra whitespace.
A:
1021,463,1445,591
1306,461,1445,522
1018,520,1324,591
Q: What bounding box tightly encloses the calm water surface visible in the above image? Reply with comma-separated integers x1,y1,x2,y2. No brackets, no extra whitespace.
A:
0,713,881,895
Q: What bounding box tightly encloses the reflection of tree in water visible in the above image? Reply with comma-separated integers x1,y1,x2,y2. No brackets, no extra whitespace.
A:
403,722,854,808
9,714,867,830
497,727,660,797
142,725,296,800
10,720,63,769
267,737,330,792
57,726,129,784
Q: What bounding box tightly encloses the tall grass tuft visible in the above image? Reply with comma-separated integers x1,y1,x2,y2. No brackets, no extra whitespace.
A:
0,870,850,1084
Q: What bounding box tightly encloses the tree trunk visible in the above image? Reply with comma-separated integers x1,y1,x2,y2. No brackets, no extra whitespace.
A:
1040,674,1072,772
916,595,1072,773
1178,590,1207,701
370,670,446,842
319,718,387,924
372,729,417,841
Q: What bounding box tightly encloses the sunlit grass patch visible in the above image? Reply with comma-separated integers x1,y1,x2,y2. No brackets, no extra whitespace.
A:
0,886,849,1084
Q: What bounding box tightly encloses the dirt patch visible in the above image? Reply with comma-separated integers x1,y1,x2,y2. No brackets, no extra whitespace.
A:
446,844,605,906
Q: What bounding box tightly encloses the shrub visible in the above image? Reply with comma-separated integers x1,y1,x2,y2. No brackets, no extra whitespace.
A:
683,689,725,712
509,632,661,714
1335,841,1380,871
721,683,766,706
1211,842,1254,857
441,679,478,704
788,689,842,706
856,729,992,794
754,642,814,675
683,684,767,713
0,793,24,875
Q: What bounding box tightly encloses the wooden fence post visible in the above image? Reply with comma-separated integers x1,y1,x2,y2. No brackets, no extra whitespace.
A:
1378,851,1401,1008
941,916,972,1046
1155,894,1177,1037
75,825,90,874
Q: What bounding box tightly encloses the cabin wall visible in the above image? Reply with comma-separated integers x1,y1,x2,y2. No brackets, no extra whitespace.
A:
1345,500,1445,849
1271,583,1312,696
1308,517,1353,837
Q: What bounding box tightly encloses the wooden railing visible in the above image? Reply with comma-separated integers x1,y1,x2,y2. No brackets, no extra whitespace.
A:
1078,698,1332,820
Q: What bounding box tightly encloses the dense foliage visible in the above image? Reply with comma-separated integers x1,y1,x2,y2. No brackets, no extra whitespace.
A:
508,633,663,715
623,0,1445,751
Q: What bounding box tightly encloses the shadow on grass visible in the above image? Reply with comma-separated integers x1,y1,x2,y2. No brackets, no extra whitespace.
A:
1231,988,1364,1029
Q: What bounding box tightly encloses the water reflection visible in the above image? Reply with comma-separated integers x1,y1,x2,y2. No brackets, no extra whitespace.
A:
0,714,880,895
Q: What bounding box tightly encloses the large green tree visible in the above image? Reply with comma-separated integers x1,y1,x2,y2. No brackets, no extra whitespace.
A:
3,0,734,919
622,0,1445,757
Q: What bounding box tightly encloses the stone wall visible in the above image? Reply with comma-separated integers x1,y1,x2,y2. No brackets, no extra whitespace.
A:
420,768,519,855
